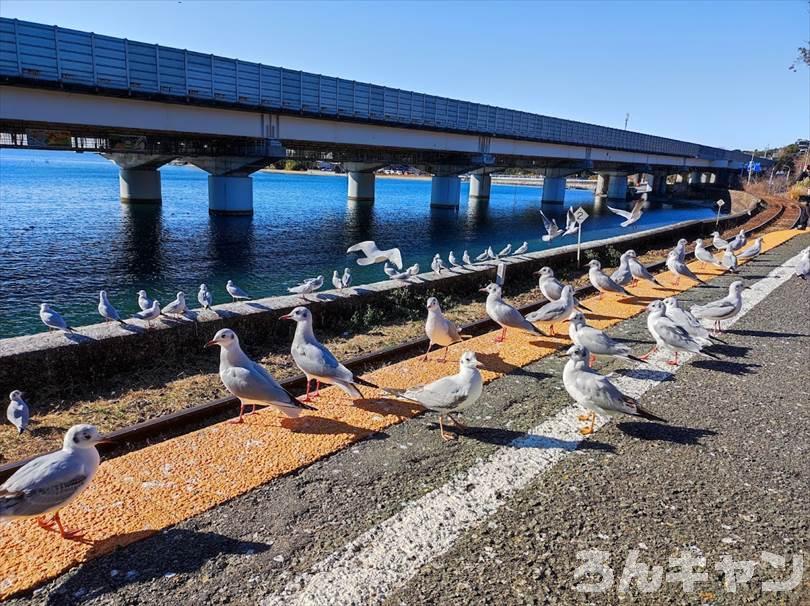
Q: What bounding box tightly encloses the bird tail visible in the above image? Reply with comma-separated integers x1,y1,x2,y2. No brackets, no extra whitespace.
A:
353,376,379,389
381,387,420,403
575,300,593,313
700,349,720,360
625,354,649,364
281,388,317,412
709,334,726,344
335,381,363,399
632,400,667,423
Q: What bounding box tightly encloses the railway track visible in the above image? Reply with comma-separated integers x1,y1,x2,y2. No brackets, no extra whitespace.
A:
0,198,788,482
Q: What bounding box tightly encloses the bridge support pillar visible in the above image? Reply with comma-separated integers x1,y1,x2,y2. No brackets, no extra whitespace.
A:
688,171,701,186
344,162,385,203
469,173,492,203
709,173,717,184
208,175,254,216
607,174,628,200
654,172,668,196
541,176,566,204
595,173,609,197
431,175,461,208
119,168,162,204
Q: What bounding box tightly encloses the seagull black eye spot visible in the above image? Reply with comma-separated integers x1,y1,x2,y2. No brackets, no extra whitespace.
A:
73,435,79,444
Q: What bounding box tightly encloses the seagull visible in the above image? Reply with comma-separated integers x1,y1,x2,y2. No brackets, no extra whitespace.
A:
424,297,464,362
331,270,343,290
607,200,644,227
738,238,762,260
567,312,646,365
288,275,323,295
383,263,398,277
562,208,579,237
475,249,490,262
341,268,352,289
481,283,546,342
0,424,107,540
198,284,213,309
486,246,497,260
39,304,74,333
727,229,747,252
710,231,730,250
226,280,251,302
131,300,161,328
406,263,420,276
626,250,664,288
7,390,29,434
690,280,745,332
666,251,706,286
525,284,576,336
497,243,512,258
610,251,634,287
672,238,689,263
513,241,529,255
98,291,126,325
448,251,461,268
385,351,483,441
694,239,724,269
462,250,472,265
562,345,665,436
206,328,315,423
534,267,592,312
431,254,447,275
794,247,809,279
388,268,412,281
721,248,738,273
540,210,563,242
137,290,153,312
162,292,188,316
280,307,378,401
587,259,632,299
347,240,403,270
644,300,718,365
662,297,714,345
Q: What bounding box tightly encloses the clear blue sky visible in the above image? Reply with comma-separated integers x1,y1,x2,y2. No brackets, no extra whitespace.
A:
2,0,808,151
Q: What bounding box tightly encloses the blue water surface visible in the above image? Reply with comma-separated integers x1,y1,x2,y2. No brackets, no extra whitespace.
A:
0,149,715,338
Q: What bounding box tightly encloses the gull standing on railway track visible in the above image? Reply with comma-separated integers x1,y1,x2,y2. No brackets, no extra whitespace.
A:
722,248,739,273
0,424,107,540
481,283,546,342
386,351,483,441
587,259,632,299
610,251,633,288
727,229,747,252
6,390,30,434
672,238,689,263
738,238,762,260
694,239,724,269
567,311,646,365
206,328,315,423
198,284,213,309
690,281,746,332
666,250,707,286
281,307,377,401
525,284,576,336
226,280,251,302
39,303,74,333
644,300,718,365
534,267,592,312
562,345,665,436
423,297,464,362
710,231,730,250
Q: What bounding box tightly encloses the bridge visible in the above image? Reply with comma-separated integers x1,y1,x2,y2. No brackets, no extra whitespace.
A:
0,18,762,214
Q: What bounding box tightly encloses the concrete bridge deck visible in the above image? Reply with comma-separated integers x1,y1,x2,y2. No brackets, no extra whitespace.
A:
1,228,807,604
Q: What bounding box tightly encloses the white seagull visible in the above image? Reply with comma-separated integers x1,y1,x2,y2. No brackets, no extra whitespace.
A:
424,297,464,362
206,328,315,423
607,200,644,227
406,263,420,276
383,263,398,278
281,307,377,401
331,270,343,291
794,247,809,279
567,311,646,365
662,297,714,345
710,231,730,250
562,208,579,237
226,280,251,302
666,251,707,286
431,254,447,275
727,229,747,252
540,210,563,242
137,290,153,312
347,240,403,270
481,283,546,342
448,251,461,268
588,259,632,299
694,239,724,269
288,275,323,295
721,248,738,273
386,351,483,441
462,250,472,265
738,238,762,260
672,238,689,263
475,249,490,263
7,390,30,434
513,241,529,256
497,243,512,258
39,304,74,333
525,284,576,336
644,300,718,365
0,424,107,540
341,268,352,289
198,284,213,309
162,292,188,317
131,300,161,328
610,251,634,287
97,290,126,325
626,250,664,287
690,280,745,332
562,345,665,436
534,267,592,312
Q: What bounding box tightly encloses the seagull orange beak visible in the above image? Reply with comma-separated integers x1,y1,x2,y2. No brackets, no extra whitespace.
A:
478,288,488,293
279,313,293,320
204,339,217,348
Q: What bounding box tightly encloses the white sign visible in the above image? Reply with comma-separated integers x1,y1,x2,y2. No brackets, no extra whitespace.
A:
496,262,507,286
574,207,588,266
573,206,590,224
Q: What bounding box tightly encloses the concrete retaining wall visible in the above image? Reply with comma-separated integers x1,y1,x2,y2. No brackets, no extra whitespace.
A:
0,199,759,395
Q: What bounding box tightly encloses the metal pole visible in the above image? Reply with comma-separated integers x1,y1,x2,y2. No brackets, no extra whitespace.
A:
577,223,583,266
747,151,754,185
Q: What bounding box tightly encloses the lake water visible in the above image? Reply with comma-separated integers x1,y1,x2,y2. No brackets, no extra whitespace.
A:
0,149,716,338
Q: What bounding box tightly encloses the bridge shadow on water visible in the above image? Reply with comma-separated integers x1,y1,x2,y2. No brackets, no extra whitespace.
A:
45,529,271,605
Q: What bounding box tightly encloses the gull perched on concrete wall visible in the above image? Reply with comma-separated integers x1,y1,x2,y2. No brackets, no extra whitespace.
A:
226,280,250,302
198,284,213,309
97,291,126,326
39,304,74,333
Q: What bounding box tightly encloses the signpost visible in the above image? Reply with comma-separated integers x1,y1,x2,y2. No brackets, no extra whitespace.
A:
573,206,589,266
715,199,724,228
496,262,507,286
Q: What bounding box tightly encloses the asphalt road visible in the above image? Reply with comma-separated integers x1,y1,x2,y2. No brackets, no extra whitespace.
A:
10,234,809,606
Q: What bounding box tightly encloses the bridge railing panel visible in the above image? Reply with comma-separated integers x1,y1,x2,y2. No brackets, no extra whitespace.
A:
157,46,185,96
301,71,319,113
15,21,59,81
353,81,369,119
336,78,353,117
281,68,301,111
53,28,93,85
127,41,158,93
397,89,411,123
212,56,236,102
319,75,337,115
236,60,259,106
93,35,128,89
186,51,213,99
0,20,17,77
259,64,282,108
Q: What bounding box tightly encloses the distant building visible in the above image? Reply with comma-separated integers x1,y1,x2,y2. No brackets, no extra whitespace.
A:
797,139,809,152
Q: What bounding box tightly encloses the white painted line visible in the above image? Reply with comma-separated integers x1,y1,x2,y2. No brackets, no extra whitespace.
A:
261,249,805,606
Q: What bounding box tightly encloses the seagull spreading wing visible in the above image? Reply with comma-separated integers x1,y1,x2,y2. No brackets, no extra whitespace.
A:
607,200,644,227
